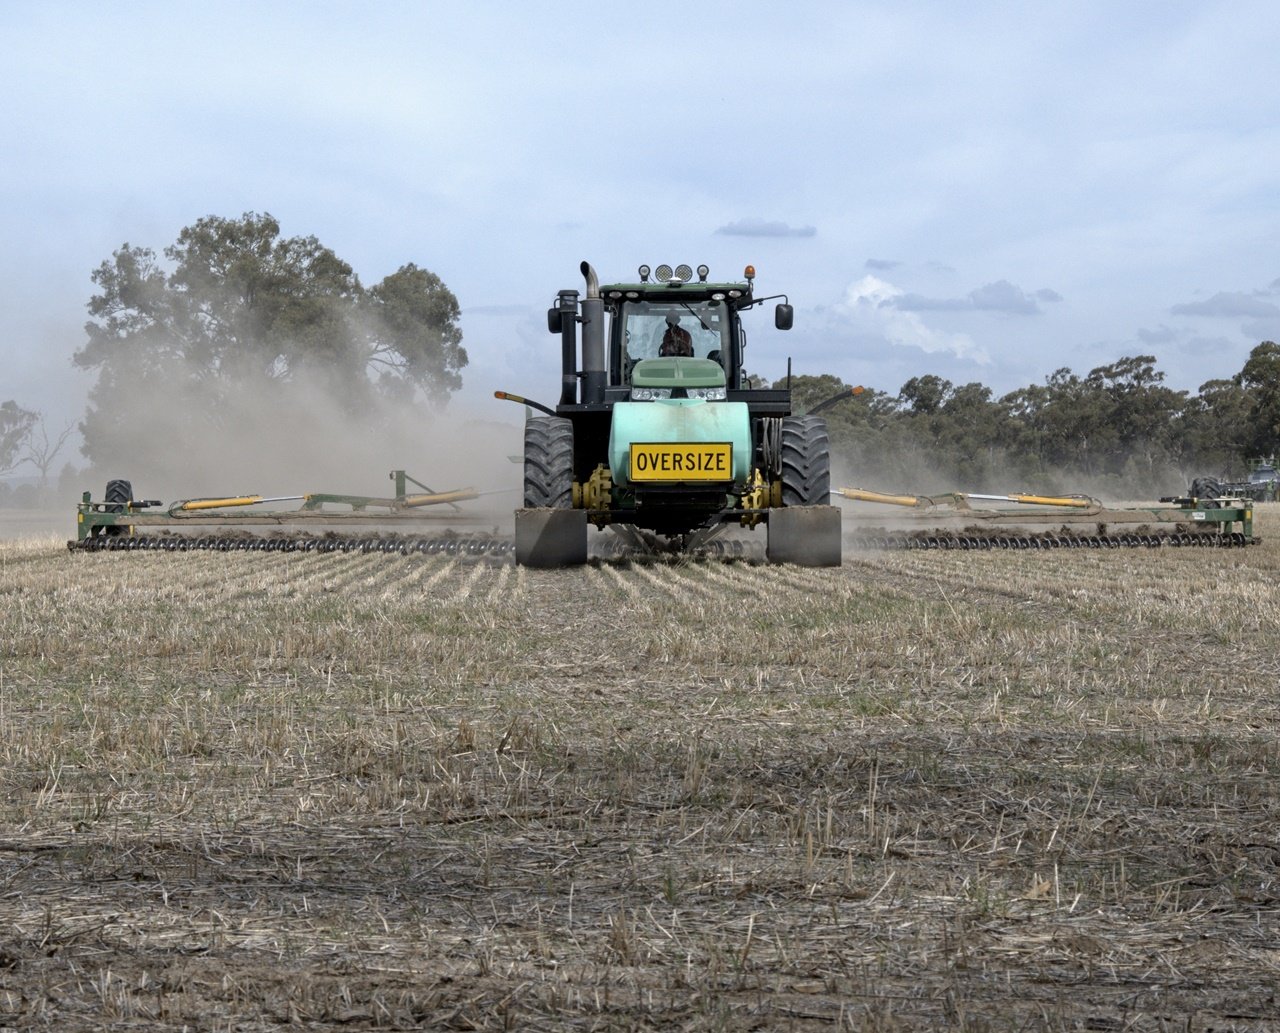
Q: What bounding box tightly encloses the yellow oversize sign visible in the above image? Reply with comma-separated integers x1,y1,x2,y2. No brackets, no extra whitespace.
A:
629,442,733,482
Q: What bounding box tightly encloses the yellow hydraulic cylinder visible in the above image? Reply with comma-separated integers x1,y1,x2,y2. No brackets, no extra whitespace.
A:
834,488,929,507
965,493,1092,508
400,489,480,507
1010,493,1091,508
175,495,307,511
835,488,1095,510
176,496,264,511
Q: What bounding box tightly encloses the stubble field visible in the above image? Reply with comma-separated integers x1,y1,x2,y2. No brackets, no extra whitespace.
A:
1,511,1279,1031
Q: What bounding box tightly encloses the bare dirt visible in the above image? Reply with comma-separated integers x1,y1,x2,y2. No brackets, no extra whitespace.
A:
1,509,1278,1030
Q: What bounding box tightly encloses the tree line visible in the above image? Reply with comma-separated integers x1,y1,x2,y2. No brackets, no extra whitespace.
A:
783,343,1280,496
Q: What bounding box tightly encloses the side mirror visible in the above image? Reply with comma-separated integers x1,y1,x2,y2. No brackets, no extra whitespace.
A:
775,303,794,331
547,308,563,334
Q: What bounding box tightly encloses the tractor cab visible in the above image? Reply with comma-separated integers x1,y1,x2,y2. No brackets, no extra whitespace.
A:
546,261,793,413
599,263,792,396
1248,459,1277,485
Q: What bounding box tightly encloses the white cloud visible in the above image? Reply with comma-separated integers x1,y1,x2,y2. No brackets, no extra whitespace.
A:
1243,317,1280,342
837,276,988,363
887,279,1057,315
1170,292,1280,318
1137,323,1178,345
716,219,817,239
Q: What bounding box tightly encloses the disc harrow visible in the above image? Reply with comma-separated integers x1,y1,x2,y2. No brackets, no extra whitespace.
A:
67,479,1259,562
847,529,1254,551
68,532,516,559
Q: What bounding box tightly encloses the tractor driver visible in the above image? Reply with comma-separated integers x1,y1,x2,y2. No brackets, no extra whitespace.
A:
659,318,694,357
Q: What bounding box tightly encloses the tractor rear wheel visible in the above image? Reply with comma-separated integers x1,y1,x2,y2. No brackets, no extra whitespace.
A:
779,415,831,506
523,417,574,508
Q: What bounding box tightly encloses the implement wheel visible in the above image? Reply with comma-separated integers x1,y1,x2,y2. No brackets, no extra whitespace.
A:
779,415,831,506
102,478,133,537
523,417,574,509
1189,477,1221,500
105,479,133,511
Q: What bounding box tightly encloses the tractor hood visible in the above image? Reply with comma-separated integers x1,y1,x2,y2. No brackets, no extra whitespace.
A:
631,357,726,390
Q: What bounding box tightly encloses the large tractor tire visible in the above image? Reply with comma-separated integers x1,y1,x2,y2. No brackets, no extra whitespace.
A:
770,416,840,566
779,415,831,506
523,417,574,509
517,417,585,567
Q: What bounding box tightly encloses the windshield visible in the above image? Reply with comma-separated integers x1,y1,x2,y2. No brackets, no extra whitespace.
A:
619,299,732,367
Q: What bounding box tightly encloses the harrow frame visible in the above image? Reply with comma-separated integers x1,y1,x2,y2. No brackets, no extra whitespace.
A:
833,488,1257,548
74,470,485,543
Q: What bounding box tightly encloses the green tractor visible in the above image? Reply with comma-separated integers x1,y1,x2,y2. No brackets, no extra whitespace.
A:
497,261,841,567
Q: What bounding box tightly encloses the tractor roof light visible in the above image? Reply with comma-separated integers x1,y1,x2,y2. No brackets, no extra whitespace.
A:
674,264,692,283
744,264,756,282
697,264,709,282
638,264,650,282
655,264,673,282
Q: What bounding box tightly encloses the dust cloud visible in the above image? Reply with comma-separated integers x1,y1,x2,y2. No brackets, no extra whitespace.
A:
75,369,526,531
830,450,1186,503
827,449,1191,538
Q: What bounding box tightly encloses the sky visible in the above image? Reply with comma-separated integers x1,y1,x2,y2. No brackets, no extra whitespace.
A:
4,1,1280,452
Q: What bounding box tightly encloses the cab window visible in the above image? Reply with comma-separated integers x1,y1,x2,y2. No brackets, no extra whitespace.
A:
617,300,730,377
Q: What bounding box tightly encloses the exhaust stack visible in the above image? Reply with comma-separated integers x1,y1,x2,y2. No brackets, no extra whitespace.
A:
580,260,606,405
557,289,579,406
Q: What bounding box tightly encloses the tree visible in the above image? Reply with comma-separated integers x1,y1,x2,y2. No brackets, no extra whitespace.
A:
934,383,1009,486
1030,367,1112,477
0,400,37,475
897,374,952,416
1236,341,1280,456
23,415,75,485
73,212,467,469
778,373,855,416
366,263,466,402
1178,378,1251,476
1084,356,1186,476
770,348,1280,495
